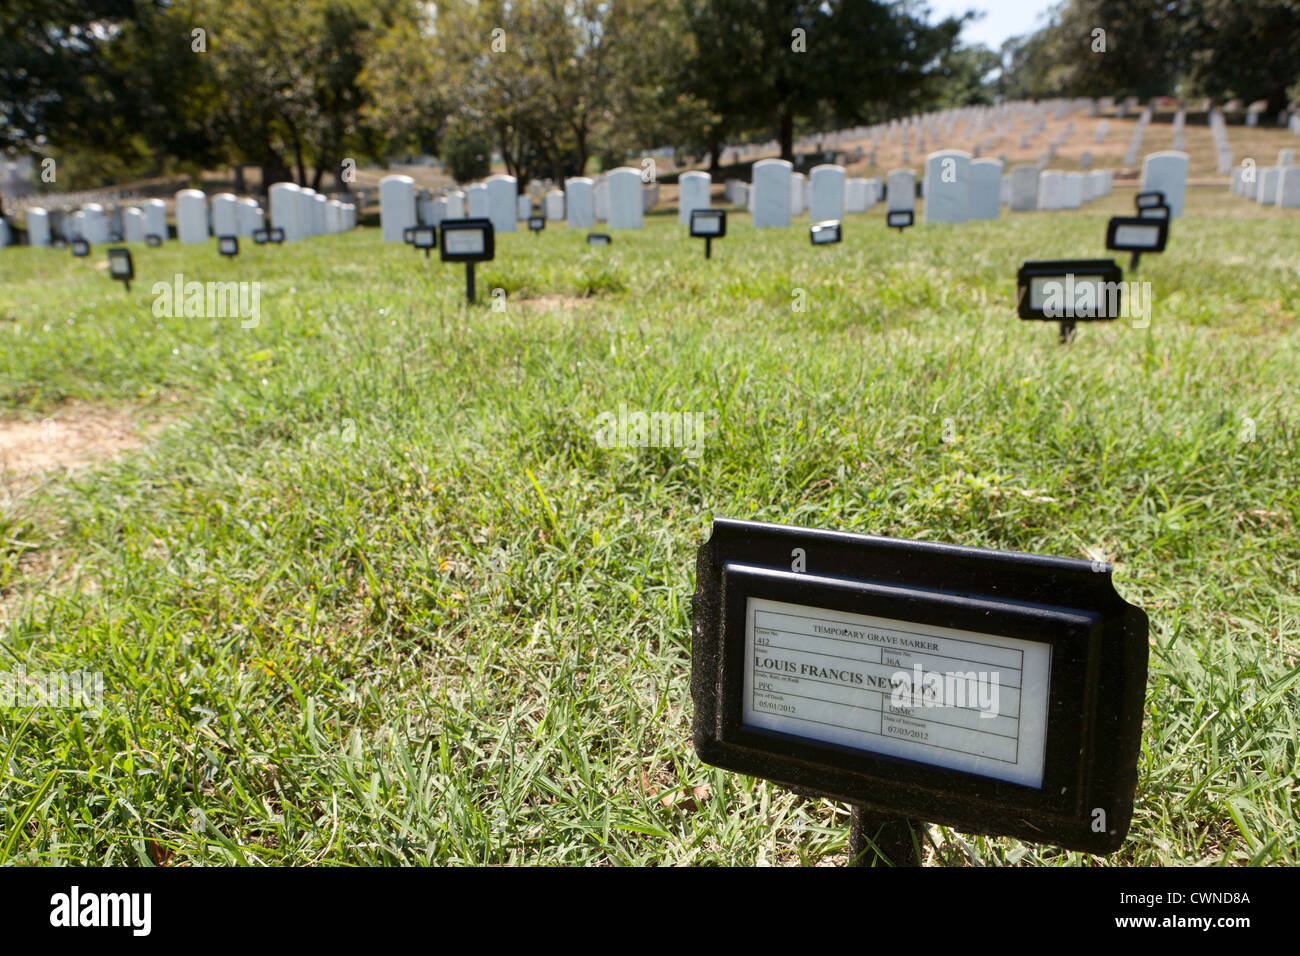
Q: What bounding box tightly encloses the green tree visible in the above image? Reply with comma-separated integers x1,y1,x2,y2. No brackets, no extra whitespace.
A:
1187,0,1300,113
682,0,968,163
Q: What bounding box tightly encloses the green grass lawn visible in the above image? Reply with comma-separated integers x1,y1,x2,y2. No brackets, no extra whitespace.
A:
1,192,1297,865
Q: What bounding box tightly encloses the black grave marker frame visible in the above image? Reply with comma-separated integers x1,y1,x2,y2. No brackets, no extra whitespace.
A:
1137,204,1170,221
439,218,494,303
810,219,842,245
1106,215,1168,272
217,235,239,258
587,232,612,246
886,209,913,232
689,209,726,258
107,247,134,291
145,233,163,247
528,215,546,233
403,226,419,245
691,518,1149,856
411,225,437,258
1017,258,1125,343
1134,190,1165,210
71,238,90,257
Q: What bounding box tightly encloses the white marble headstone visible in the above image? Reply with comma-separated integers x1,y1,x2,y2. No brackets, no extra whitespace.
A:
298,188,317,237
210,193,238,237
1256,167,1280,206
26,208,51,246
174,189,209,244
751,159,793,227
142,199,167,240
123,207,146,242
236,198,262,236
545,189,565,221
517,194,532,221
678,171,711,226
417,190,435,225
607,168,643,229
1037,170,1065,211
445,190,466,219
80,203,110,244
467,183,489,219
1140,151,1189,218
844,178,868,214
1240,166,1258,200
923,150,971,224
1063,172,1083,209
594,179,609,221
968,158,1002,220
790,173,807,216
378,175,413,242
886,169,915,212
808,164,846,223
566,177,595,228
486,174,517,233
1277,167,1300,208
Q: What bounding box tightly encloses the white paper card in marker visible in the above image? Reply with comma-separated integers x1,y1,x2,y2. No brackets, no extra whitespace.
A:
741,596,1051,787
1114,224,1161,248
444,230,485,256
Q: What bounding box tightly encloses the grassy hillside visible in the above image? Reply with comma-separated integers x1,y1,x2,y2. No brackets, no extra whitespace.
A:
1,194,1297,865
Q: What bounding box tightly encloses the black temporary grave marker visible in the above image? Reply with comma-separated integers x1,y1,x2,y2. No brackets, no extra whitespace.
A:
810,219,842,245
886,209,913,232
528,215,546,234
689,209,726,259
1017,258,1125,343
71,238,90,258
587,232,612,246
691,518,1149,863
269,227,285,244
145,233,163,248
403,226,418,245
1105,216,1168,273
107,247,134,292
1134,190,1165,210
411,225,437,258
1138,204,1170,222
218,235,239,258
439,217,494,303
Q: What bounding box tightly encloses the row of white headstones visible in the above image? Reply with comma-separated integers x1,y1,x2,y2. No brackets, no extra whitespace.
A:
378,151,1211,240
377,171,653,241
17,186,358,246
1229,150,1300,207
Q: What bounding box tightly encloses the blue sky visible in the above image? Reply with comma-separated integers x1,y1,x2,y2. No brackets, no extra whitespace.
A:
923,0,1061,50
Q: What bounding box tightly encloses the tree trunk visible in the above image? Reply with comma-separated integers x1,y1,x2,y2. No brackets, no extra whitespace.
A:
709,136,722,174
261,155,293,196
1267,81,1287,118
291,134,307,186
311,166,326,192
234,166,246,193
574,124,588,177
780,111,794,163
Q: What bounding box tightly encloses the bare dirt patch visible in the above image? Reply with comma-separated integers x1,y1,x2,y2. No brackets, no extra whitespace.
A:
0,404,152,485
515,294,599,311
